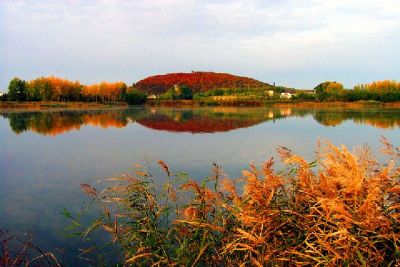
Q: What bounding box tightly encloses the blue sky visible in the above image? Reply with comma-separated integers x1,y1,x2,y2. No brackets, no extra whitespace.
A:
1,0,399,91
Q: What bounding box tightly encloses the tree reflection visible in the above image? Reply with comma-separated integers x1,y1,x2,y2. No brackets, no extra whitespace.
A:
135,108,285,133
1,107,400,136
312,109,400,129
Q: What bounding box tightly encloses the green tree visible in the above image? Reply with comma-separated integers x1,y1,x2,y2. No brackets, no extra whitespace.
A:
314,81,331,95
163,87,177,100
124,91,147,105
7,77,28,101
314,81,343,101
28,77,53,101
178,85,193,100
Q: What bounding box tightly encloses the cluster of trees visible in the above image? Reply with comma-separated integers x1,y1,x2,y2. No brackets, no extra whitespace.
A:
355,80,400,92
3,76,146,104
314,80,400,102
161,85,194,100
81,81,127,102
27,77,82,101
313,81,344,101
135,72,269,94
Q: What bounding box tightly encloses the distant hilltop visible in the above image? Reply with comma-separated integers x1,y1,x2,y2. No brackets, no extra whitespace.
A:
135,71,273,94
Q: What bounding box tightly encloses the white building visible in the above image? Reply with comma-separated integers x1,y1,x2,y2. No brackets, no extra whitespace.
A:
280,92,293,99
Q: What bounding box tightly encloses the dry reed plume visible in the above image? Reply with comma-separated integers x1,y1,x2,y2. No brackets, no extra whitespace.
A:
74,138,400,266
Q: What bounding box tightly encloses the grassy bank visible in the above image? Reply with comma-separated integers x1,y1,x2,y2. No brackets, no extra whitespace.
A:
68,139,400,266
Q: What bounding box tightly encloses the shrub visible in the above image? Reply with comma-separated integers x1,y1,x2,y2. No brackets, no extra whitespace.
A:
124,91,147,105
177,85,193,100
0,93,8,101
70,139,400,266
294,91,317,101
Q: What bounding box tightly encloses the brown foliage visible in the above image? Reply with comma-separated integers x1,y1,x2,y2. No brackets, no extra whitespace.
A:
79,140,400,266
82,81,127,102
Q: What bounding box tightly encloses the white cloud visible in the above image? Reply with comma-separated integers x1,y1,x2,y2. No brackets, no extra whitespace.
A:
0,0,399,90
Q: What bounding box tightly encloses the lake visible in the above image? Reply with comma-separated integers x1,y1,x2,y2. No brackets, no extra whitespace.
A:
1,106,400,264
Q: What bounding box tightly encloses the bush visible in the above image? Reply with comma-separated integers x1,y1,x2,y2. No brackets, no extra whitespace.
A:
71,139,400,266
124,91,147,105
210,88,224,96
177,85,193,100
294,91,317,101
0,93,8,101
161,85,193,100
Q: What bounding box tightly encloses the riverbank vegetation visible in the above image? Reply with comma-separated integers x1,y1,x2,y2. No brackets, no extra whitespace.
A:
0,229,60,266
1,73,399,106
66,139,400,266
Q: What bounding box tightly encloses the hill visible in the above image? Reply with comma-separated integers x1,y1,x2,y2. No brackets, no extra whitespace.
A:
135,72,271,94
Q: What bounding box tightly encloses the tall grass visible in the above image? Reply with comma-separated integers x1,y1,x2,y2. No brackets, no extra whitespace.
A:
0,229,61,267
73,138,400,266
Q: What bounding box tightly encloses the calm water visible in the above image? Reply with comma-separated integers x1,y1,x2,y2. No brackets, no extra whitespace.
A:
1,106,400,263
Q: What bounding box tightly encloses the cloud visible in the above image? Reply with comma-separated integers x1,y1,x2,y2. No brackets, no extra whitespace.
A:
1,0,399,90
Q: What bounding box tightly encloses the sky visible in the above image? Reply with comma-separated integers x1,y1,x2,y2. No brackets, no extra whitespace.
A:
1,0,399,91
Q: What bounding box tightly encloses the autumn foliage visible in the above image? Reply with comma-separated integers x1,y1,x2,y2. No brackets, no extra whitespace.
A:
74,138,400,266
7,76,128,102
355,80,400,92
81,81,127,102
135,72,269,94
28,76,82,101
314,80,400,102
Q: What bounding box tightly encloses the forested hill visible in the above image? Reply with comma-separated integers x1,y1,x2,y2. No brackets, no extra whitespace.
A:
135,72,271,94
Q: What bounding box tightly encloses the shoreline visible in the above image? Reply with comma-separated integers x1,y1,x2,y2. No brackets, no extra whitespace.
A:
145,100,400,108
1,100,400,111
0,101,127,112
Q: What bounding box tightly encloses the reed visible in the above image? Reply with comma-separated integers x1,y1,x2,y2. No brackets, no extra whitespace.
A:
0,229,61,267
74,138,400,266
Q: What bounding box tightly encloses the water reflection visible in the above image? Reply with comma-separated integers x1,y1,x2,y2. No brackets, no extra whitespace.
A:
311,109,400,129
1,107,400,136
1,106,399,265
136,107,284,133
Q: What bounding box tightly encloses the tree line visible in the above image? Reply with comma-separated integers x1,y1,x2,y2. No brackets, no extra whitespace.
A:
296,80,400,102
2,76,400,103
2,76,146,104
